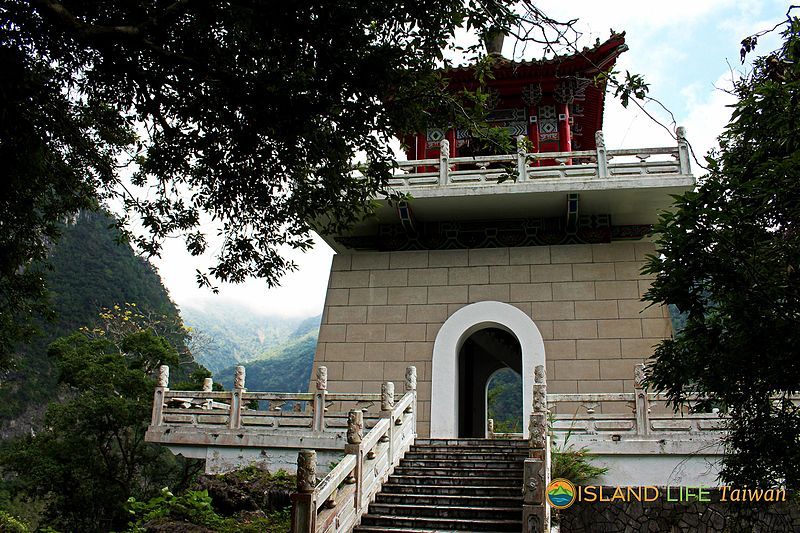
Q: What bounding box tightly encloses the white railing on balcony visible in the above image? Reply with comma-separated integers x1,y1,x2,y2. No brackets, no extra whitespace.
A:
489,363,721,441
148,364,418,533
388,128,692,188
489,363,800,444
149,365,399,434
291,374,418,533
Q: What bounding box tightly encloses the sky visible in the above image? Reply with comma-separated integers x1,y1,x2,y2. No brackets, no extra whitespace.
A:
152,0,791,319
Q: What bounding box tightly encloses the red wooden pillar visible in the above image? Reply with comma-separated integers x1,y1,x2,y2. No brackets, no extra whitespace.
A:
557,103,572,153
416,133,426,160
557,103,572,165
527,109,540,166
416,133,427,173
446,129,457,159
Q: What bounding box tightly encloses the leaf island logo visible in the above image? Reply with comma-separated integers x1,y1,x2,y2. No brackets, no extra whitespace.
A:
546,478,576,509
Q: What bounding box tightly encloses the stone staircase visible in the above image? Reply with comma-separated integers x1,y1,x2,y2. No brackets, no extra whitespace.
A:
353,438,526,532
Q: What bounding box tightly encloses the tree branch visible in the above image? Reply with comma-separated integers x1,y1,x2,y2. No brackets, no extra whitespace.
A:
31,0,142,38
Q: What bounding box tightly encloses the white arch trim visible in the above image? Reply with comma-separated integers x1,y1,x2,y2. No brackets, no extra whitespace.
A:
430,301,545,439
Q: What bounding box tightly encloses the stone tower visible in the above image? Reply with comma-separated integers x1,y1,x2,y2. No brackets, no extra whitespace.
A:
310,34,694,439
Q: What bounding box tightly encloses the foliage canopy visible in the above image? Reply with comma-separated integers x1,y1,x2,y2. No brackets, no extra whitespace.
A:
0,328,204,531
0,0,556,367
644,14,800,488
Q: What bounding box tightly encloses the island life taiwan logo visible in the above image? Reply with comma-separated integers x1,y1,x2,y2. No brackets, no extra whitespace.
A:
547,478,576,509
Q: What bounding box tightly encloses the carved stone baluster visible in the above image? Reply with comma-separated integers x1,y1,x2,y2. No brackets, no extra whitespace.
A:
291,450,318,532
676,126,691,175
634,363,651,435
151,365,169,426
404,366,416,414
380,381,395,462
297,449,317,492
595,130,608,179
347,409,364,445
229,366,245,429
158,365,170,388
439,139,450,185
524,364,550,533
381,381,395,412
312,366,327,432
529,365,548,449
202,377,213,410
517,135,528,181
316,365,328,391
405,366,417,393
345,410,363,485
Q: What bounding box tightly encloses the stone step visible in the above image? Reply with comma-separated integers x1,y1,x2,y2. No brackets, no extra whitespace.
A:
388,474,521,487
368,502,521,521
375,492,523,508
409,445,529,455
403,451,528,461
399,458,523,470
354,527,513,533
393,466,522,477
381,483,521,497
353,437,526,533
358,514,521,532
413,438,526,447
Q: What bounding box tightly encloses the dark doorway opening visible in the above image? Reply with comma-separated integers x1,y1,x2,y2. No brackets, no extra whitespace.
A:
457,327,522,438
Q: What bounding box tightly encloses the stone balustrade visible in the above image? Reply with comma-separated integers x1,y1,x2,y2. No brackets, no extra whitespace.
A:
388,128,692,188
145,365,417,474
149,365,400,433
291,367,418,533
487,363,731,443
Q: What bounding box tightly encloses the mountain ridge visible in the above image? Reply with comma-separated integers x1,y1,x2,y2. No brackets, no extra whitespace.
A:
182,304,315,373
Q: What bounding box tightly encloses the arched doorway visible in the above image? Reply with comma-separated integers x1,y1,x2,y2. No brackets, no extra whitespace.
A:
458,327,521,438
430,301,545,439
486,367,524,436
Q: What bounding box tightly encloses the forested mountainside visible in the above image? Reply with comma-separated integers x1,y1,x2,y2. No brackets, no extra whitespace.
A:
215,315,321,392
0,210,216,530
181,305,312,374
208,312,517,426
487,368,523,433
0,210,200,437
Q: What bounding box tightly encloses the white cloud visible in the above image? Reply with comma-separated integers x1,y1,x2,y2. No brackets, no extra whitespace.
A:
535,0,769,37
152,232,333,317
679,72,738,166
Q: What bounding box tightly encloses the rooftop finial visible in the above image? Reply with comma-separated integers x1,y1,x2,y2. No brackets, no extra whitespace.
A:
483,29,505,57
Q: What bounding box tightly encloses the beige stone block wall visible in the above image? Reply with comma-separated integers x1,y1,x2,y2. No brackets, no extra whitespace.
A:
312,241,672,437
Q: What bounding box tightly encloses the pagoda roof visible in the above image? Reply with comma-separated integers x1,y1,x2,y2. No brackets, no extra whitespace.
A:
445,33,627,84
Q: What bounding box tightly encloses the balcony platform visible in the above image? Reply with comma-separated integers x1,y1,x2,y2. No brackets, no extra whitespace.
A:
321,130,696,253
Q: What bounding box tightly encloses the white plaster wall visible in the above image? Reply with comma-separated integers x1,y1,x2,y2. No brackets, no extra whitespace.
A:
593,455,722,487
203,447,344,476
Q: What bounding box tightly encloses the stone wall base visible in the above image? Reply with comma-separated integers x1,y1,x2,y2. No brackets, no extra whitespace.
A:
557,488,800,532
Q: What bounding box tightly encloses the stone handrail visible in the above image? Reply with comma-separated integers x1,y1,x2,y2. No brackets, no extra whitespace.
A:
149,365,405,433
546,372,800,439
542,364,704,437
388,127,691,187
316,454,357,509
523,363,550,531
291,367,418,533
